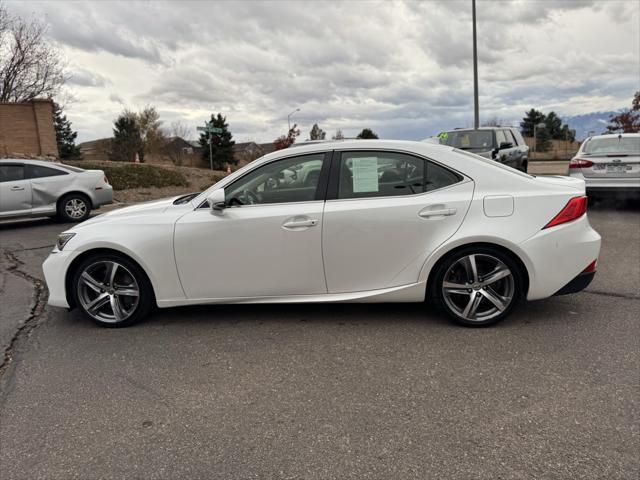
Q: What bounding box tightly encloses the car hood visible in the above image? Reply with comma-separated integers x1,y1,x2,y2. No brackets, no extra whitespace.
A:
72,196,183,229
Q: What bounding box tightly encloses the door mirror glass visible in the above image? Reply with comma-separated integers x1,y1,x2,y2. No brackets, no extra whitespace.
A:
207,189,226,211
499,141,514,150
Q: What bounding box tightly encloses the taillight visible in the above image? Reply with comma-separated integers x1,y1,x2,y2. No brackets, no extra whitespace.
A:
543,196,588,229
582,259,597,273
569,158,594,169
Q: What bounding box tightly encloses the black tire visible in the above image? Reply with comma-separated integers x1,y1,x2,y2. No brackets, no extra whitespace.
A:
429,245,525,327
58,193,91,222
71,252,154,327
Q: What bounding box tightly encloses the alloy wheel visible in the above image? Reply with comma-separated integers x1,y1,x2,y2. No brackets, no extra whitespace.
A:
77,261,140,323
65,198,87,219
441,253,515,323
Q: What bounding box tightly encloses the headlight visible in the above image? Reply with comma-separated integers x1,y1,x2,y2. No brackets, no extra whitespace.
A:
56,233,76,251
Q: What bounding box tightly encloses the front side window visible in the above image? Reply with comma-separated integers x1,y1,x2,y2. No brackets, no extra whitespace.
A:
337,151,461,199
495,130,508,147
225,153,326,206
0,164,24,182
26,164,68,179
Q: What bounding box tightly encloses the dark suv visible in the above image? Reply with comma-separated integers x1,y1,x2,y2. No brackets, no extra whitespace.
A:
439,127,529,172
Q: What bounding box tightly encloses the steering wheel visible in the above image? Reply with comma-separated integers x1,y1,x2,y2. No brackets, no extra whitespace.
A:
239,189,260,205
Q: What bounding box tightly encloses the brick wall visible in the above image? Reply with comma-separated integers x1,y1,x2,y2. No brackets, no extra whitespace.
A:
0,99,59,158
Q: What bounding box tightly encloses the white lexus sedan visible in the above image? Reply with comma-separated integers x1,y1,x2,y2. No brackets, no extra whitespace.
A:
42,140,601,327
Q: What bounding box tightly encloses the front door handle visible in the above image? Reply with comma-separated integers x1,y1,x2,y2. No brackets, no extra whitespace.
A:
419,208,457,218
282,218,318,229
10,186,25,191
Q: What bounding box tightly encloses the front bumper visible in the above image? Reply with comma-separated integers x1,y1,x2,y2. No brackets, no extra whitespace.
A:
42,249,78,308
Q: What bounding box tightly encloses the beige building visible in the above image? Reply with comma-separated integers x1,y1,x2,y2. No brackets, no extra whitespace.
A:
0,99,58,158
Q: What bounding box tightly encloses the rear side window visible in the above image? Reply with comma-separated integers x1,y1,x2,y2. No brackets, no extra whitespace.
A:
26,164,68,179
337,151,461,199
0,164,24,182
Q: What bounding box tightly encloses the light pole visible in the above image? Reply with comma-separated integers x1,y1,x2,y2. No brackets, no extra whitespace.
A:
288,108,300,131
533,122,545,159
472,0,479,129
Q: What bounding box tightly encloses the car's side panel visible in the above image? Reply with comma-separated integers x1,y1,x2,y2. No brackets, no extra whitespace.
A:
174,202,327,299
0,178,32,217
322,180,474,293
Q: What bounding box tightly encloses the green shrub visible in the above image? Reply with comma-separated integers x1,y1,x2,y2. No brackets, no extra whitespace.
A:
74,163,188,191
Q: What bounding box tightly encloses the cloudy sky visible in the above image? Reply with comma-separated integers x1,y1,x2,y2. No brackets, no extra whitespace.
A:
7,0,640,143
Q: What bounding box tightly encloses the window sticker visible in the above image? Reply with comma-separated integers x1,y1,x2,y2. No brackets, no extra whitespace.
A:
352,157,379,192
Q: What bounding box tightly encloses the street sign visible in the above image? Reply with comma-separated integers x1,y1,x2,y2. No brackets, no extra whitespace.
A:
197,126,223,134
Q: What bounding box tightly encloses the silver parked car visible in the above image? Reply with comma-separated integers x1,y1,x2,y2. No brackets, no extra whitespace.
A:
0,159,112,222
569,133,640,196
438,127,530,172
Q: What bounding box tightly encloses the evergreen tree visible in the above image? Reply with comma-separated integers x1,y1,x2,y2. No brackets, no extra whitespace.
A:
520,108,550,152
110,114,144,162
309,124,326,140
198,113,235,169
53,103,80,159
356,128,379,139
544,111,563,139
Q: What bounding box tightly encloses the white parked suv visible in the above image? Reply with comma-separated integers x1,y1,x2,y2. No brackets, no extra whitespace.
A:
568,133,639,196
0,159,113,222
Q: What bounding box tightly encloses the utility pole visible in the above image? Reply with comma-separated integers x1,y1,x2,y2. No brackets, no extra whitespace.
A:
472,0,479,130
209,135,213,170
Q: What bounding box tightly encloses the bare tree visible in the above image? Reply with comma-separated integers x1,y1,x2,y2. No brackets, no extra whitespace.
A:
0,4,67,102
481,117,505,127
163,121,194,166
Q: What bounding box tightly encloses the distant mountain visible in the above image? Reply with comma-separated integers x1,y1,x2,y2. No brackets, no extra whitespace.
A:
562,111,616,140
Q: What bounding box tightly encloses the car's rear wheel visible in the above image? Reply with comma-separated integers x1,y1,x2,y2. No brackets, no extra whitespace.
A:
72,253,153,327
58,193,91,222
430,246,524,327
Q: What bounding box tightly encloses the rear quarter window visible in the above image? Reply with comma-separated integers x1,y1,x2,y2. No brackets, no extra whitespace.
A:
26,164,68,179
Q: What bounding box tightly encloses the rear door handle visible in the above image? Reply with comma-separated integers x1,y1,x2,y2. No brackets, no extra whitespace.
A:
419,208,457,218
10,186,25,191
282,218,318,229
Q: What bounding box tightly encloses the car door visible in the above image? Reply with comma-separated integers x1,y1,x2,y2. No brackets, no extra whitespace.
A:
174,152,331,299
322,150,474,293
25,163,69,215
0,163,32,217
494,130,518,168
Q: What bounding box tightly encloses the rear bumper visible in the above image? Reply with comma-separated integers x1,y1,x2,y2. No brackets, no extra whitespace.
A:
90,186,114,208
519,215,601,300
553,271,595,296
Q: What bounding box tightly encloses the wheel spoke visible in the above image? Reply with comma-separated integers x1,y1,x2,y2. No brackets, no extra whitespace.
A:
115,287,139,297
104,262,118,286
481,266,511,286
86,293,110,314
462,255,478,283
81,272,103,293
462,293,483,318
110,296,125,321
480,287,507,311
443,281,468,295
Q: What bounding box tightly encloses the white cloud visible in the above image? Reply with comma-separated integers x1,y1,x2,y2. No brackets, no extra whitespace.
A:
5,0,639,142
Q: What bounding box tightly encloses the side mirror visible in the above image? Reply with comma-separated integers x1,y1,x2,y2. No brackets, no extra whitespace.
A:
207,189,226,212
499,141,514,150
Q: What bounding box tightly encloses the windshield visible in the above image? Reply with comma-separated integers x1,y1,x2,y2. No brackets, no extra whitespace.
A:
582,136,640,155
441,130,494,152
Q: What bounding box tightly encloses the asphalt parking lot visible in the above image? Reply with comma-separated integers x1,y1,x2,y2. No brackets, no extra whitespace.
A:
0,200,638,479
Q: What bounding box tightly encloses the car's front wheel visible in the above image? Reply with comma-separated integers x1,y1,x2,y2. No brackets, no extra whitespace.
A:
430,246,524,327
72,253,153,327
58,193,91,222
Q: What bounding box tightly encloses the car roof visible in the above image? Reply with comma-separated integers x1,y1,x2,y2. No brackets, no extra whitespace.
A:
444,127,515,132
586,133,640,139
259,139,453,160
0,158,63,166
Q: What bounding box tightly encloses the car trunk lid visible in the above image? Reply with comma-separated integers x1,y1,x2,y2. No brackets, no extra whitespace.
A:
576,153,640,179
